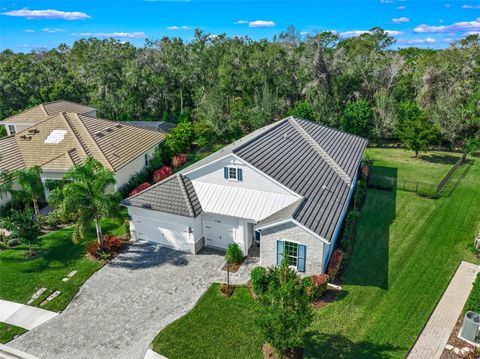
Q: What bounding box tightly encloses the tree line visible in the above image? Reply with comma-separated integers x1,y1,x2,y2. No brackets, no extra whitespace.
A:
1,27,479,149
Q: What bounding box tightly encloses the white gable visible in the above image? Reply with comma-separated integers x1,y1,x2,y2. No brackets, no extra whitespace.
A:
184,154,301,221
185,154,296,196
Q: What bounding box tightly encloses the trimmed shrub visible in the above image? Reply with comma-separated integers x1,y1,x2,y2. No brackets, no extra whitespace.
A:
251,266,268,295
327,249,344,281
172,154,187,169
225,243,244,264
465,273,480,313
340,210,361,253
129,182,151,196
119,168,150,198
354,179,367,209
309,273,329,300
153,166,173,183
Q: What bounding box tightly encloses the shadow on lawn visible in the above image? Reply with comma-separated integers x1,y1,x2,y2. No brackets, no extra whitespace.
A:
304,332,401,359
342,166,397,290
419,153,460,165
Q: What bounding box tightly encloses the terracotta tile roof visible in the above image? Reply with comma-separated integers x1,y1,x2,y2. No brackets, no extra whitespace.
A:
0,112,164,174
0,100,96,125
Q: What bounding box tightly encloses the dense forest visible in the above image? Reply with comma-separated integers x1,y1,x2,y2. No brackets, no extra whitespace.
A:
1,27,479,149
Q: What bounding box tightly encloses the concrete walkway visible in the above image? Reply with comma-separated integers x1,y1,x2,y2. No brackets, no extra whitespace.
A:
408,261,479,359
0,300,57,330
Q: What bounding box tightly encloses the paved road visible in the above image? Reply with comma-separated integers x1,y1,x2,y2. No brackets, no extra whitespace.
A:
9,241,226,359
407,261,479,359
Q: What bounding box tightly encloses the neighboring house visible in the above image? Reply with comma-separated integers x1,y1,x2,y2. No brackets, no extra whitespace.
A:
123,117,368,274
1,100,97,136
126,121,177,134
0,106,165,205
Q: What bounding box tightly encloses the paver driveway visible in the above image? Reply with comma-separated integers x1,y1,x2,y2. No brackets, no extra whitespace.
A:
9,241,226,359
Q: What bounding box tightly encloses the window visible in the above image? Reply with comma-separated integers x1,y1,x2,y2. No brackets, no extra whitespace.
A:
276,240,306,272
144,154,149,167
223,167,243,181
8,125,16,135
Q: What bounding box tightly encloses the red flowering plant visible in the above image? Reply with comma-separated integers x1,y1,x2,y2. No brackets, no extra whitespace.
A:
308,273,329,301
172,154,187,169
327,249,344,281
129,182,151,196
153,166,173,183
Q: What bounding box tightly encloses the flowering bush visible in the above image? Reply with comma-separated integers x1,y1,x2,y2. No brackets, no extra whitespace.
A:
102,235,122,253
309,273,329,300
153,166,173,183
327,249,344,281
172,154,187,169
129,182,150,196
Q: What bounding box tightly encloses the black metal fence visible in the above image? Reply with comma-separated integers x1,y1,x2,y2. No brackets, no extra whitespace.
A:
436,153,467,195
367,175,437,198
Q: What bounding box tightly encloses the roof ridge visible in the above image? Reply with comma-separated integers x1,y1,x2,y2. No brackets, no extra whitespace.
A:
39,104,48,116
177,174,195,217
40,151,74,168
288,117,352,185
66,112,114,170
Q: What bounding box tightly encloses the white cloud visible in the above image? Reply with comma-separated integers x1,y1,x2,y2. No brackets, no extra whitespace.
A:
462,4,480,8
445,3,451,8
23,29,35,33
380,0,394,3
339,29,402,37
414,17,480,33
300,31,309,36
167,25,191,30
392,17,410,23
73,32,146,39
234,20,249,24
439,19,444,23
2,9,90,20
465,30,480,35
396,5,407,10
248,20,276,28
42,28,64,33
399,37,436,44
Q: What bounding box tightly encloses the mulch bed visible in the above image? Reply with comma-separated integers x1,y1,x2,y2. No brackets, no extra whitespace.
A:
262,343,304,359
222,256,247,273
440,313,477,359
312,289,340,309
220,284,235,297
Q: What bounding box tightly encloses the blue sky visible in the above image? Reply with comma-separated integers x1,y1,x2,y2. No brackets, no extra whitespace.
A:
1,0,480,52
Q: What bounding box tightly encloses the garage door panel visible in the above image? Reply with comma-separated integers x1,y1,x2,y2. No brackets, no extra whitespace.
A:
134,216,190,251
204,220,235,250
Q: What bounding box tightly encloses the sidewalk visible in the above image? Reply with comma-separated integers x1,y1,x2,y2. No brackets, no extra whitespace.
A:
407,261,479,359
0,299,57,330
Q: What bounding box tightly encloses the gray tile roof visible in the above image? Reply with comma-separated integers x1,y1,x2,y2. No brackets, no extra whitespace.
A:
122,174,202,218
235,117,368,241
124,117,367,242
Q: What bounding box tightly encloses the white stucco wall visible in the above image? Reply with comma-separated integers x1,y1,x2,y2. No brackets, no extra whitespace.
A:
114,146,157,189
127,206,203,253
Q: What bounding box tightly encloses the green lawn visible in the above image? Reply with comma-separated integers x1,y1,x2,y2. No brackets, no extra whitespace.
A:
0,217,125,343
0,323,26,344
152,285,263,359
151,148,480,359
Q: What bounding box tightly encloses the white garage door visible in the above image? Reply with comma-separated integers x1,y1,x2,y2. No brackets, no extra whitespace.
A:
204,220,235,250
133,216,190,252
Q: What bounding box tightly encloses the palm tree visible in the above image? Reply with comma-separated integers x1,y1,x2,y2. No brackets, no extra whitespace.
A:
15,166,44,217
49,157,120,246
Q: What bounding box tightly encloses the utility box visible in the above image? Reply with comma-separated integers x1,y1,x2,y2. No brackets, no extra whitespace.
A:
461,311,480,344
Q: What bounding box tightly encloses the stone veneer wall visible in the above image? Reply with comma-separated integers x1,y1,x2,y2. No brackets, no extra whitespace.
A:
259,222,324,275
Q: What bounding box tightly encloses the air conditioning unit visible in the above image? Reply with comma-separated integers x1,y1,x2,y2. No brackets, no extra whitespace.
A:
460,311,480,344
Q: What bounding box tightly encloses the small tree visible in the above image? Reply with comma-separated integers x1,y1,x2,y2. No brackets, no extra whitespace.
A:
255,261,313,357
288,101,315,121
225,243,244,288
164,121,195,155
3,208,40,257
340,99,374,138
49,158,120,246
15,166,44,218
398,114,440,157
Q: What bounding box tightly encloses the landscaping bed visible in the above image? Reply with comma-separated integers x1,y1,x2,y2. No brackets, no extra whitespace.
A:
0,217,125,343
